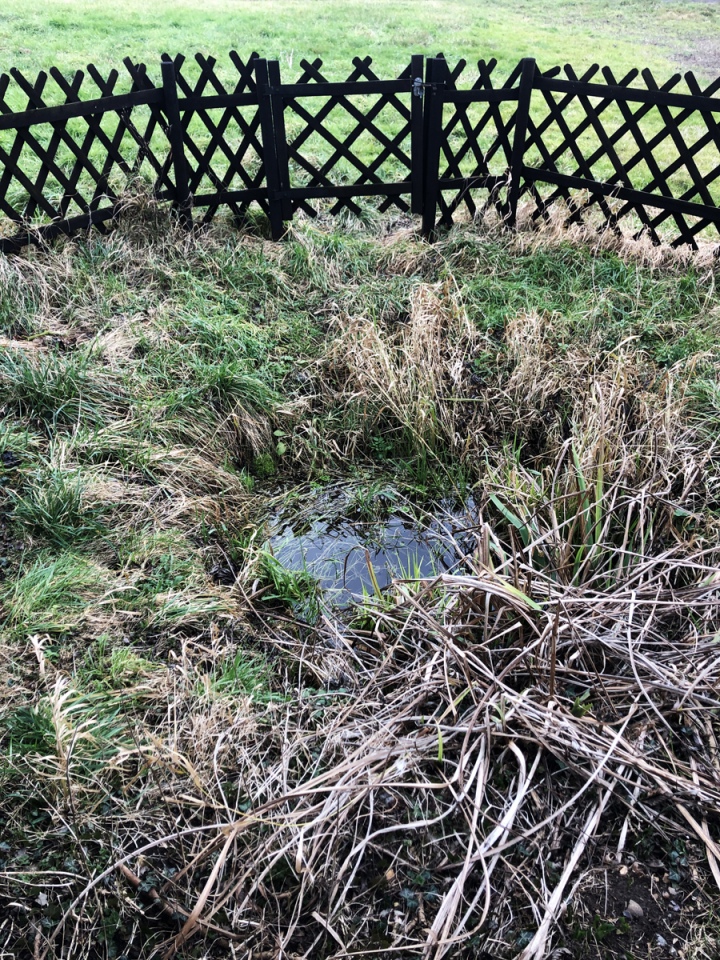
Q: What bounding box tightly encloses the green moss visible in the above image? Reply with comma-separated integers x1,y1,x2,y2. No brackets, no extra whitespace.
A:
252,452,277,479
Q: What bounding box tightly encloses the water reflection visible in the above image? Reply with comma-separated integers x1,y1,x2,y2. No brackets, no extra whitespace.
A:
267,485,472,606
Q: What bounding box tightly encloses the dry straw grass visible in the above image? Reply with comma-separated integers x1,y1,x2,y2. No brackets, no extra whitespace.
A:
327,279,477,460
39,496,720,957
32,356,720,959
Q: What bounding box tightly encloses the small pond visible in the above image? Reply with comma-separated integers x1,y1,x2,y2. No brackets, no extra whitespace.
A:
265,482,475,607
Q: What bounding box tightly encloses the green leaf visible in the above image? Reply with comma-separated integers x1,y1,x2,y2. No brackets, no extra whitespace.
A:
497,579,543,612
571,690,593,717
364,549,383,600
489,495,530,547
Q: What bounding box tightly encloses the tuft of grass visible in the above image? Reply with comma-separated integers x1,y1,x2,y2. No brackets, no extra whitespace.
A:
326,281,478,479
1,677,132,775
257,549,321,623
1,551,114,639
200,649,273,702
79,636,163,692
0,258,41,338
147,588,236,631
118,528,203,590
0,420,40,466
2,701,56,758
0,349,124,430
11,466,107,548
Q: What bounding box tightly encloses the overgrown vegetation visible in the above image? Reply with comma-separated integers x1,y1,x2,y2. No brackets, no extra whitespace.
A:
2,201,720,959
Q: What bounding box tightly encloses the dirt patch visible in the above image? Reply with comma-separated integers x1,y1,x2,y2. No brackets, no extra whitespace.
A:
647,2,720,78
569,852,709,958
676,35,720,78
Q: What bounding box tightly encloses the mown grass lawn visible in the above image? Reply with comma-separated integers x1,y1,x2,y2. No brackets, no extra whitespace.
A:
1,0,719,81
2,0,720,235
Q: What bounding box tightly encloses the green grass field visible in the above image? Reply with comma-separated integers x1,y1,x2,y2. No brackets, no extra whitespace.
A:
2,4,720,960
1,0,719,81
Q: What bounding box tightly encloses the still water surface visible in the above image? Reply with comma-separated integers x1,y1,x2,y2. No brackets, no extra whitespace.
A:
266,484,474,606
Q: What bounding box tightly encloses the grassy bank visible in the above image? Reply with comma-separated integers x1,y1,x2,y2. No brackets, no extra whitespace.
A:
1,204,720,958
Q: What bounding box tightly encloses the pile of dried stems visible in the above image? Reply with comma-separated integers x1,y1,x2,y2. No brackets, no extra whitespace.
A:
43,428,720,958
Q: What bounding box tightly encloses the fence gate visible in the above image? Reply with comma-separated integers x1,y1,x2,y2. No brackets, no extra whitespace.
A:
420,56,536,238
258,55,424,240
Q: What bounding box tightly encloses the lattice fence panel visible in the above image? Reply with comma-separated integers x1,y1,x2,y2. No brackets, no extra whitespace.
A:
522,65,720,248
282,57,415,216
1,51,719,252
172,51,268,223
0,60,171,249
434,57,525,227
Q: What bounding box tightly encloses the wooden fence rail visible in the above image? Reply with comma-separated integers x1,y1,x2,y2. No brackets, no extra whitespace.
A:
1,52,719,253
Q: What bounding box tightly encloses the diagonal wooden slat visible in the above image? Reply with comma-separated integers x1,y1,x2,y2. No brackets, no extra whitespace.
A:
121,59,174,187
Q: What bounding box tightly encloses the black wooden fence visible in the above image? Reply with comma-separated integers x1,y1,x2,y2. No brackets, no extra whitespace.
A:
1,52,719,253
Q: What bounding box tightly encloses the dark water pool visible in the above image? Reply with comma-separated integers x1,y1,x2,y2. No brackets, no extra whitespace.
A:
266,483,474,606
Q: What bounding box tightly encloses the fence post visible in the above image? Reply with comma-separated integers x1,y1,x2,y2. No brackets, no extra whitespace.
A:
160,56,192,229
410,54,424,216
256,58,287,240
506,57,536,229
421,58,445,240
268,60,292,223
